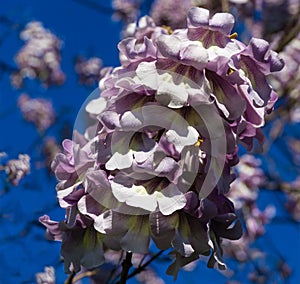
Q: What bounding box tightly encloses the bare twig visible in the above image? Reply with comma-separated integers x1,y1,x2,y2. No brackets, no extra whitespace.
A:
124,250,164,281
72,269,99,283
119,251,133,284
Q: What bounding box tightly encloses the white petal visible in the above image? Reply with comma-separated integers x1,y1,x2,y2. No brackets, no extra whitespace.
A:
93,213,106,234
157,184,187,215
156,81,188,108
106,150,133,170
85,97,107,115
166,126,198,147
136,61,159,89
111,180,135,203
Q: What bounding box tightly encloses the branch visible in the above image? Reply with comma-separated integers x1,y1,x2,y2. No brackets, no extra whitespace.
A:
64,271,76,284
72,269,99,283
275,14,300,53
119,251,133,284
0,60,18,73
125,250,164,281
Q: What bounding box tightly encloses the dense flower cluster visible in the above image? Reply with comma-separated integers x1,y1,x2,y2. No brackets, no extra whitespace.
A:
150,0,193,29
230,0,300,41
35,266,55,284
18,94,56,133
224,155,274,262
281,177,300,221
40,7,283,278
112,0,141,24
11,21,65,88
1,154,30,186
228,154,265,210
270,29,300,122
75,56,103,86
42,137,61,174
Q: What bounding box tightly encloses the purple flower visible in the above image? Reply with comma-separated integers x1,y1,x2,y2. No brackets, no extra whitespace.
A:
112,0,141,24
4,154,30,186
229,154,265,208
40,7,283,276
187,7,235,48
12,21,65,88
42,137,61,174
18,94,56,133
123,15,167,42
35,266,55,284
75,56,103,86
150,0,193,29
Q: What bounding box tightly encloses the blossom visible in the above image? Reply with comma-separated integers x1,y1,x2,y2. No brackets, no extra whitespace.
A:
228,154,265,209
150,0,193,29
42,137,61,174
282,177,300,221
41,7,283,277
123,15,167,42
11,21,65,88
35,266,55,284
18,94,56,133
112,0,141,24
270,29,300,122
3,154,30,186
75,56,103,86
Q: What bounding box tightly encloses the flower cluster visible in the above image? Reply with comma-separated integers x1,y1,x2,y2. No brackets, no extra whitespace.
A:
281,177,300,221
40,7,283,278
228,154,265,210
42,137,61,174
1,154,30,186
11,21,65,88
229,0,300,41
75,56,103,86
224,155,274,262
150,0,193,29
35,266,55,284
112,0,141,24
18,94,56,133
270,29,300,122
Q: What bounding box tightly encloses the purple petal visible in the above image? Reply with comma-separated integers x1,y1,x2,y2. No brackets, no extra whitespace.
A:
150,211,177,249
39,215,62,241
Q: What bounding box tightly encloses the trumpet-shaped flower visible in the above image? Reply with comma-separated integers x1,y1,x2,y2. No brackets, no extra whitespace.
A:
40,7,283,276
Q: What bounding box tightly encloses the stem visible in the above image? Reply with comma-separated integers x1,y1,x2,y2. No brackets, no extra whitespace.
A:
275,17,300,53
125,250,164,281
221,0,229,12
119,251,133,284
64,271,76,284
71,269,99,283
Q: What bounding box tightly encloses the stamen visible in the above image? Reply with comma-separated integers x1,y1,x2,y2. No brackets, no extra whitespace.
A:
229,32,238,39
162,25,173,35
195,136,204,147
227,67,235,75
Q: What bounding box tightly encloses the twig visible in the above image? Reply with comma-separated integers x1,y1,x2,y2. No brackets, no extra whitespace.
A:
119,251,133,284
220,0,229,12
124,250,164,281
64,271,76,284
107,250,124,283
275,15,300,53
0,60,18,73
72,269,99,283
